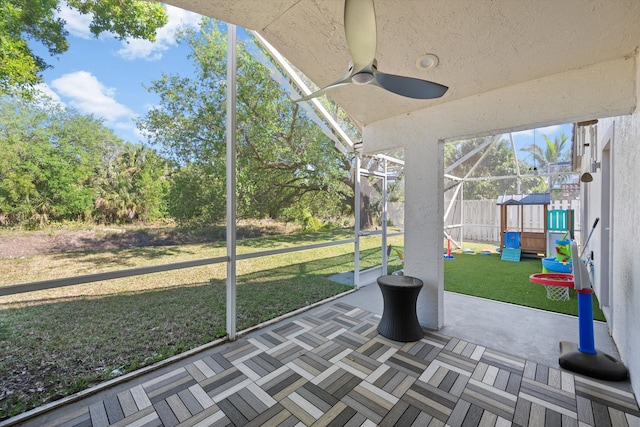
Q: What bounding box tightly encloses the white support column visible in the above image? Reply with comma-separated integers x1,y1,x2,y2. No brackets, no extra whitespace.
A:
403,140,444,329
354,152,361,289
381,158,388,274
226,24,237,340
461,179,465,248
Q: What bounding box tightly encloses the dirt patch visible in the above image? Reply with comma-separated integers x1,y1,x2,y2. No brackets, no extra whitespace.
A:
0,221,297,258
0,229,183,258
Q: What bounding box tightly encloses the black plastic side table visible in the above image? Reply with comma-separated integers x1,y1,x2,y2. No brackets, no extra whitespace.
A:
376,275,424,342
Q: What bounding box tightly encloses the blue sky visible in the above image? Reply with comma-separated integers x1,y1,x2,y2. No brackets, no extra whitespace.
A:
509,124,573,165
32,3,573,157
34,4,203,144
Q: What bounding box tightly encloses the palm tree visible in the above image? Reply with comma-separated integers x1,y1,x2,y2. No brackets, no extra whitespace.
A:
521,131,571,189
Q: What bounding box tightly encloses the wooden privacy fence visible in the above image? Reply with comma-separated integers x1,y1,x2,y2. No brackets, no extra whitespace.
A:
452,199,581,243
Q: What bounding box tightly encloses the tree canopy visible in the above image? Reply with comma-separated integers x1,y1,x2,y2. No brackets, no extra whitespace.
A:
0,0,167,94
138,19,354,225
0,96,169,227
445,137,523,199
444,131,574,199
1,17,360,229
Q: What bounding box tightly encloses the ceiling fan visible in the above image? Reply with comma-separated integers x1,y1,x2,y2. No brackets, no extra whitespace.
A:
297,0,448,102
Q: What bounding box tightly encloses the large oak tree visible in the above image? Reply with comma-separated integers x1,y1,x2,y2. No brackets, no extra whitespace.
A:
138,19,354,225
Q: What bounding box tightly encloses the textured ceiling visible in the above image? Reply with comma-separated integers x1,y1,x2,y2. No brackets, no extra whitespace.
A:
163,0,640,127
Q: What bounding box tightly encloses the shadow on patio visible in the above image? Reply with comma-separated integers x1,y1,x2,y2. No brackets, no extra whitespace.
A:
4,285,639,427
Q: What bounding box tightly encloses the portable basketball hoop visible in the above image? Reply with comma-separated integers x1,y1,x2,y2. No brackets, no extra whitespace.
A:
529,272,573,301
530,240,627,381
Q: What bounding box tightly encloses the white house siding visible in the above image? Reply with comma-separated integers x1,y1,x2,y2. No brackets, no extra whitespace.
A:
571,51,640,399
590,52,640,399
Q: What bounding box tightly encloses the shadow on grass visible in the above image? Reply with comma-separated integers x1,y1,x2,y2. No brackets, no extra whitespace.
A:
44,228,356,271
51,245,200,269
236,228,354,249
3,246,384,309
44,223,297,255
0,248,369,419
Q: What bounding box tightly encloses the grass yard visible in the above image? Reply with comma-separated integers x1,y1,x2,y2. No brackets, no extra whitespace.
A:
0,229,603,420
0,229,402,420
444,251,605,321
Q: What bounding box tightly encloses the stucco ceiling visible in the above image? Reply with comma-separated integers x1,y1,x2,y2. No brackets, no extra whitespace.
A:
163,0,640,128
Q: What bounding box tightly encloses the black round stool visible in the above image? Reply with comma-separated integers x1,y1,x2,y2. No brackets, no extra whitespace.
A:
376,275,424,342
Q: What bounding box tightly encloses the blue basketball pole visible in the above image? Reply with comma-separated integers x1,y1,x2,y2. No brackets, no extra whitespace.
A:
558,240,627,380
576,291,596,354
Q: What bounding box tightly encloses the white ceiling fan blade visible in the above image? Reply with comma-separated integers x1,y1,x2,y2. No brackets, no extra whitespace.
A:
344,0,376,72
295,72,353,102
296,0,448,103
372,70,448,99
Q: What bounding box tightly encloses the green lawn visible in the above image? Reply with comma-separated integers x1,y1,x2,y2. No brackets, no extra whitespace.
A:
0,230,603,419
0,229,401,419
444,251,605,321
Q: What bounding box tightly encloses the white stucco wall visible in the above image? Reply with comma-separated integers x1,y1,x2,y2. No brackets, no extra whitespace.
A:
362,57,637,330
589,52,640,399
403,141,445,329
365,57,635,151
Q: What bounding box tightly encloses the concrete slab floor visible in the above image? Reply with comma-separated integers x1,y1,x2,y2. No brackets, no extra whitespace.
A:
337,282,622,370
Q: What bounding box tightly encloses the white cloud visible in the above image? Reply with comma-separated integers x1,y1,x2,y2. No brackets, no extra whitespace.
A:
55,3,201,60
34,83,64,105
113,121,135,130
116,38,165,61
112,120,146,142
51,71,133,121
57,4,93,39
117,5,201,61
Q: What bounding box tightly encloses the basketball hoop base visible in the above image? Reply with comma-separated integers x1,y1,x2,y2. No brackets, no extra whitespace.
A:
559,341,628,381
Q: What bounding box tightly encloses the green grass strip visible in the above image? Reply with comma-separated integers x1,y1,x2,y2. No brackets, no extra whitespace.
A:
444,252,605,321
